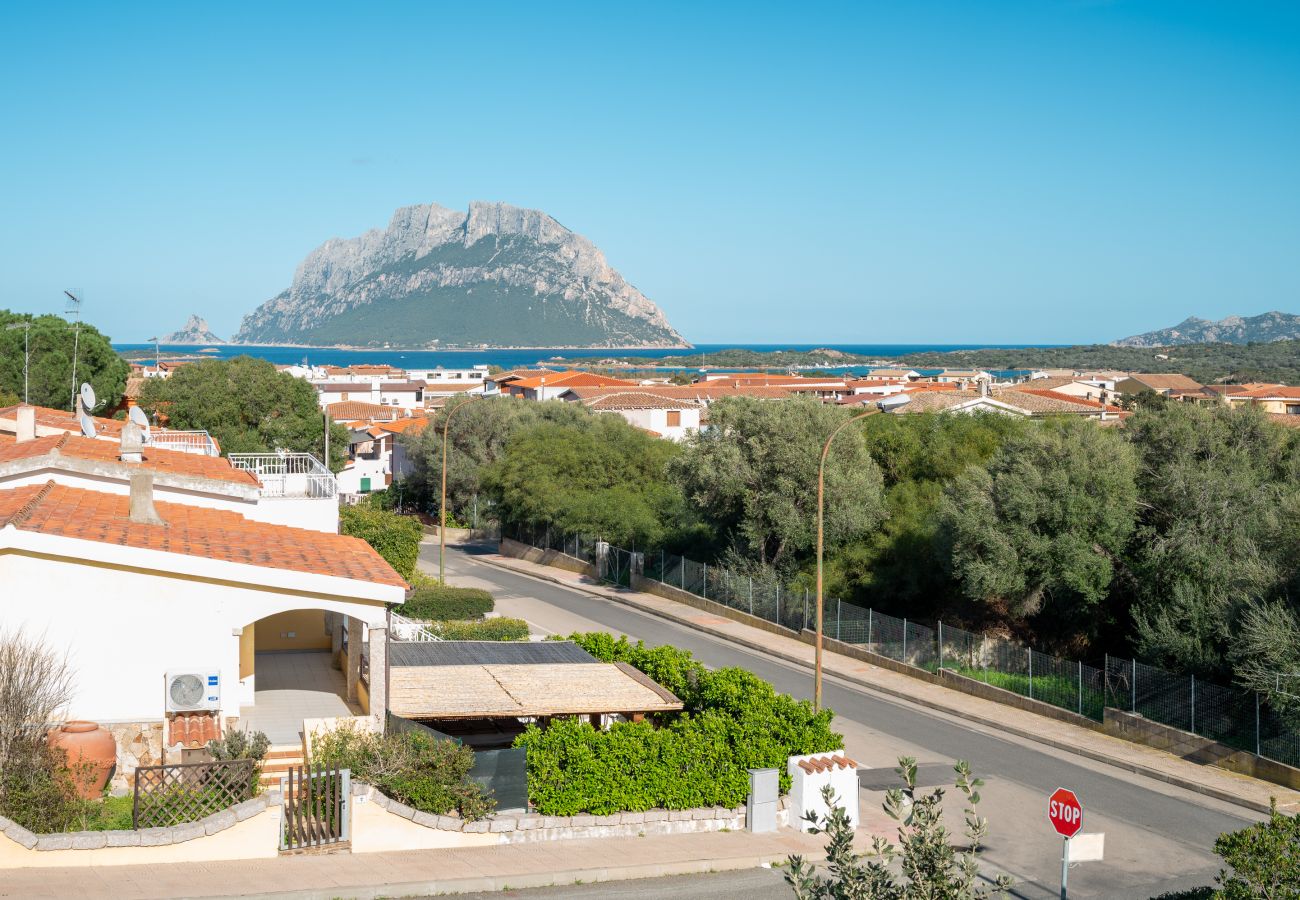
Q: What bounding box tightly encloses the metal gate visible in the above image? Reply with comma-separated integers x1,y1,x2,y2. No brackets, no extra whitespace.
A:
280,764,350,852
600,546,634,587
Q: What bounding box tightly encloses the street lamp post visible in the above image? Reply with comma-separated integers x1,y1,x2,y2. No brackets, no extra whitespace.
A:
815,393,910,711
439,394,480,583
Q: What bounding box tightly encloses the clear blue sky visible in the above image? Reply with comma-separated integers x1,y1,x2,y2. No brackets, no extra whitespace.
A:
1,1,1297,344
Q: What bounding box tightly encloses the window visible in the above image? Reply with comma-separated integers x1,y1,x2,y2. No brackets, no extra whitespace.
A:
1287,404,1300,416
341,392,349,401
667,410,682,427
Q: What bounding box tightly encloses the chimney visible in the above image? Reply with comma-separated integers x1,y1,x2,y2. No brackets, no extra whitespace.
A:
120,420,145,463
979,380,990,398
129,470,166,526
15,405,36,443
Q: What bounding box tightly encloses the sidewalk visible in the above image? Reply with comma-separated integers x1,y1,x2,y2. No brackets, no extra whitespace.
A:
473,546,1300,816
0,828,832,899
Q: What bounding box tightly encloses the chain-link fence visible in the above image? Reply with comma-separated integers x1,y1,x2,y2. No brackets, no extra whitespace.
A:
508,526,1300,771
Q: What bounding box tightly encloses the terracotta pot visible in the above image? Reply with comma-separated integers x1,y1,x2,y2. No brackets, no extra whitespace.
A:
48,720,117,799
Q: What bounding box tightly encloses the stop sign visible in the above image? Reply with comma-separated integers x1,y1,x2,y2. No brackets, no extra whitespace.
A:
1048,787,1083,838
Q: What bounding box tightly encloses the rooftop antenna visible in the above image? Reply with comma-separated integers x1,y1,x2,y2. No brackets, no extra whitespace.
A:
147,335,160,370
5,320,31,404
64,290,82,412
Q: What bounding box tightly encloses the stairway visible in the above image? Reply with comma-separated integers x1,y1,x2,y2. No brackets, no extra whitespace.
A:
260,744,305,790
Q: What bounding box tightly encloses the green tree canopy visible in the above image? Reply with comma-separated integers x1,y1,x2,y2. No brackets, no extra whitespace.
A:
400,397,587,517
667,397,885,568
339,503,422,580
483,413,686,548
138,356,348,469
0,310,128,412
939,417,1138,645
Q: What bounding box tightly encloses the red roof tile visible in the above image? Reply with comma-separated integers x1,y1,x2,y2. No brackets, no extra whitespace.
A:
168,712,221,749
0,434,259,486
0,482,406,588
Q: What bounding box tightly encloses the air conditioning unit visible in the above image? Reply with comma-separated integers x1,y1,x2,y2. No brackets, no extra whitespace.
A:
165,671,221,713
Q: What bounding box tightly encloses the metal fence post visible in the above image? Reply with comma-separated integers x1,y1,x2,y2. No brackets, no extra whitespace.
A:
660,550,664,584
837,599,842,641
775,583,781,624
1028,648,1034,701
681,559,686,591
938,622,944,670
803,589,809,632
1078,660,1083,716
749,577,754,615
702,563,707,600
903,618,908,661
1132,658,1137,712
1256,693,1262,756
1191,675,1196,735
983,636,989,683
868,608,873,647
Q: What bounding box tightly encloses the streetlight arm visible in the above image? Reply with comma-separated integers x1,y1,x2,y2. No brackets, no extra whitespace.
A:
439,394,481,584
815,406,882,712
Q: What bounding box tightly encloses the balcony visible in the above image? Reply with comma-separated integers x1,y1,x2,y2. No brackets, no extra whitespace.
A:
150,430,220,457
229,452,338,500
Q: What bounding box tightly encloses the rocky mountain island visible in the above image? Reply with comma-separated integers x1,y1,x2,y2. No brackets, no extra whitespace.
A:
233,202,689,349
1114,311,1300,347
161,315,223,344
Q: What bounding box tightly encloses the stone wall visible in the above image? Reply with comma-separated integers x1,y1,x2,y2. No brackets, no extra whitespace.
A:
499,538,598,579
353,782,789,843
105,720,166,790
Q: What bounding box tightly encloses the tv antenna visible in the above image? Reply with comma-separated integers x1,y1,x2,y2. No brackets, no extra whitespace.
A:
64,290,83,412
148,336,161,370
5,320,31,404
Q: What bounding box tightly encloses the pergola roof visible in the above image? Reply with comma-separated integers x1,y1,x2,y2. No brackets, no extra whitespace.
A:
388,661,683,720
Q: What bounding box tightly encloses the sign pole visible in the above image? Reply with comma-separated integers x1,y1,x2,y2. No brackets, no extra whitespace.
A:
1060,836,1069,900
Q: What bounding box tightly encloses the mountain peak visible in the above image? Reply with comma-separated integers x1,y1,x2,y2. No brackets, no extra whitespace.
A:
233,201,688,349
162,315,223,344
1114,311,1300,347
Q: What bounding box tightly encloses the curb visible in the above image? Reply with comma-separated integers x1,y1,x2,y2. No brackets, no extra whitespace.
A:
198,853,791,899
475,553,1280,816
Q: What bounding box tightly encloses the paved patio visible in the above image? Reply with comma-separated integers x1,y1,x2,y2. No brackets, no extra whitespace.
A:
237,651,360,744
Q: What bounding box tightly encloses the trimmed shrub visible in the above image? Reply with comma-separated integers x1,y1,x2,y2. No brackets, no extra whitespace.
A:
398,581,495,621
516,632,842,815
312,721,494,821
432,618,530,641
340,505,422,580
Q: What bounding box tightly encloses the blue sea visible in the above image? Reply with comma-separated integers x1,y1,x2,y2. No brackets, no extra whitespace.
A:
114,342,1052,379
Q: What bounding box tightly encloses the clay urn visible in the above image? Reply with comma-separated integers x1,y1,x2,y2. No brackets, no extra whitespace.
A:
48,721,117,799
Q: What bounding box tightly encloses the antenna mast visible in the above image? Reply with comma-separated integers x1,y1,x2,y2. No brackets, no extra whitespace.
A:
64,291,82,412
4,321,31,404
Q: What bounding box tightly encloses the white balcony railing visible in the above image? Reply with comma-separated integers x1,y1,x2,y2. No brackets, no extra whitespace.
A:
150,430,220,457
228,451,338,500
389,612,443,642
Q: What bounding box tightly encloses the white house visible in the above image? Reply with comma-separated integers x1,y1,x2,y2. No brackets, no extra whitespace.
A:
314,381,425,411
0,427,405,780
561,389,704,440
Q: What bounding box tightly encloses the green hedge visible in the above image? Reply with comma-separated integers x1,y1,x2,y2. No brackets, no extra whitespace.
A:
339,505,422,580
398,582,495,621
516,633,841,815
432,618,529,641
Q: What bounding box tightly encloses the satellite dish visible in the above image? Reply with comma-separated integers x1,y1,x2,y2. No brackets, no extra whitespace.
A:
129,406,152,442
79,382,97,412
876,393,912,412
78,411,97,438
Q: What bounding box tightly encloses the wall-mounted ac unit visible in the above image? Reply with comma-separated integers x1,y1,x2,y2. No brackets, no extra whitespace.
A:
165,671,221,713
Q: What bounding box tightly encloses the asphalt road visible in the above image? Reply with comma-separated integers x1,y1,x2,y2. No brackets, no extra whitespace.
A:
428,543,1254,900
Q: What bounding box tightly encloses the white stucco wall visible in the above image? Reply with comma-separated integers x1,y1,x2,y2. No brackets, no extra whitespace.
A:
0,538,395,724
604,408,700,441
337,454,390,495
243,497,339,533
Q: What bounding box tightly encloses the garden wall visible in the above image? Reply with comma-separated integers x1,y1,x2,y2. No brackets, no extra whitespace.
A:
0,794,281,869
1103,709,1300,790
352,782,788,845
500,537,598,579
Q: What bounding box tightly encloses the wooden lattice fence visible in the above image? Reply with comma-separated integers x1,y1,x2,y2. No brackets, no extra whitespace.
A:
132,758,257,829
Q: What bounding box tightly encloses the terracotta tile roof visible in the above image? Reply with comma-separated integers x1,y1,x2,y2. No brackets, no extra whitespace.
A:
124,376,145,399
493,367,558,383
894,388,1126,417
326,401,404,422
1239,385,1300,399
796,754,859,774
0,404,124,437
1121,373,1203,391
0,434,259,486
0,482,406,588
646,384,793,401
375,417,429,435
1009,388,1126,415
509,371,642,391
168,712,221,749
570,390,704,411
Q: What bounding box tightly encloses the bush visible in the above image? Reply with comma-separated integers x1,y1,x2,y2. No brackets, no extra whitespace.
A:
312,721,494,821
516,632,841,815
431,618,530,641
1212,800,1300,898
398,581,495,621
340,504,423,580
207,729,271,796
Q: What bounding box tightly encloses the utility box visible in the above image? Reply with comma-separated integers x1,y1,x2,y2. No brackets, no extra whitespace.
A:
746,767,779,833
788,752,860,833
